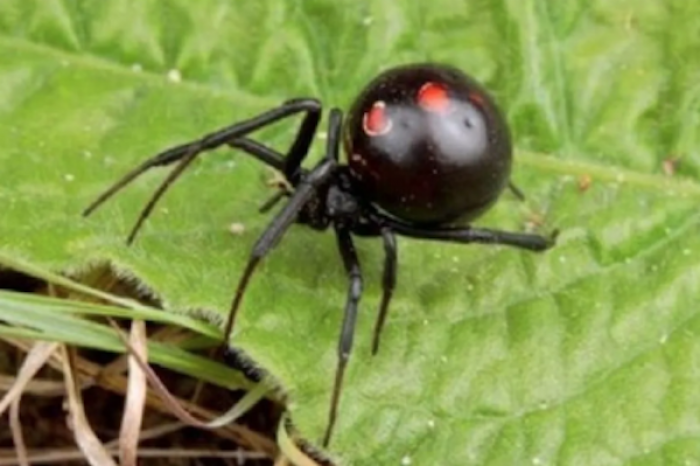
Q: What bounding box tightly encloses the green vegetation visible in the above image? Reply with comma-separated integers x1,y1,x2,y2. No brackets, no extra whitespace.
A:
2,1,700,464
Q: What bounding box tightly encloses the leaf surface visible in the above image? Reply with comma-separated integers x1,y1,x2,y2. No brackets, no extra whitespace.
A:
2,1,700,464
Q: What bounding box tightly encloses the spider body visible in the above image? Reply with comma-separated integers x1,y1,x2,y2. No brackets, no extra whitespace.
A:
83,62,556,448
344,64,511,225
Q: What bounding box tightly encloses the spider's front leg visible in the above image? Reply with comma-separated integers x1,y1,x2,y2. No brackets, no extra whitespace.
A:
226,99,324,214
220,154,338,343
82,99,321,244
226,97,323,184
221,108,345,341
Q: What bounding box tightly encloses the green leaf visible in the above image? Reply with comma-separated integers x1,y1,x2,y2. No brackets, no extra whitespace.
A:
2,1,700,465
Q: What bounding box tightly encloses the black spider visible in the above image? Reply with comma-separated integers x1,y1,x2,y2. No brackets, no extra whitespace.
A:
83,63,557,447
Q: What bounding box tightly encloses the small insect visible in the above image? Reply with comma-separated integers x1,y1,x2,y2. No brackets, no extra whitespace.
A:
83,63,557,446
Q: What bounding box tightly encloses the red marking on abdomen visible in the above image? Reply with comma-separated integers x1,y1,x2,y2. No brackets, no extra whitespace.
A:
417,82,450,112
362,101,392,136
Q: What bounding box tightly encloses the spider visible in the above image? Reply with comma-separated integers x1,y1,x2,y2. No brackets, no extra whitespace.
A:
83,62,557,447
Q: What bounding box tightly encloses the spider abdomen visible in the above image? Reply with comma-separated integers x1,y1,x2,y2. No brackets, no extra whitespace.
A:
343,63,512,225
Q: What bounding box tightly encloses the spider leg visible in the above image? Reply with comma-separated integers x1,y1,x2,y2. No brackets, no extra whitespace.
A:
282,99,323,183
371,227,397,355
226,99,322,182
225,137,286,172
375,215,558,252
220,157,337,342
256,189,290,214
323,226,363,447
226,138,304,213
228,97,322,183
83,99,321,243
227,99,322,211
508,181,526,202
221,108,344,343
226,137,287,171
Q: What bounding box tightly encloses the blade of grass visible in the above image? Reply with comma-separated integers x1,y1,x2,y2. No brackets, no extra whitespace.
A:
0,294,250,389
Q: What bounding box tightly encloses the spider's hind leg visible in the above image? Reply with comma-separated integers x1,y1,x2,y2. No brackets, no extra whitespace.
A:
324,226,364,447
508,181,526,202
371,227,398,355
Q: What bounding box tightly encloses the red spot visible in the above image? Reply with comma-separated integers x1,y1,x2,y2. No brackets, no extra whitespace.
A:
363,101,391,136
417,82,450,112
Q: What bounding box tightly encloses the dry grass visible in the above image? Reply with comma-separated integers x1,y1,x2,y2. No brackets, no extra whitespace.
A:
0,268,293,466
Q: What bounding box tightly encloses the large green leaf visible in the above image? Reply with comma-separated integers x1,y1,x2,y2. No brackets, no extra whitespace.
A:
2,1,700,465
